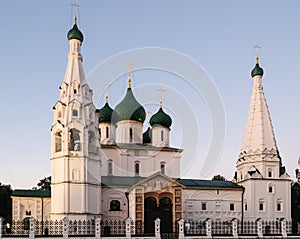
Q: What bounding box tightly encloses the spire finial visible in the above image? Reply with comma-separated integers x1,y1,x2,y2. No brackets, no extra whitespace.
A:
147,111,152,127
126,60,134,88
254,45,261,64
71,3,80,25
158,88,165,108
104,83,111,103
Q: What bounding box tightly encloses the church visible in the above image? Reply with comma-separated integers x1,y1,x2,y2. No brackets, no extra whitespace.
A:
11,14,292,233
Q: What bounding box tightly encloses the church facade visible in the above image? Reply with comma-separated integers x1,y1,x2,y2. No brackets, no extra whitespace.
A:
11,16,292,231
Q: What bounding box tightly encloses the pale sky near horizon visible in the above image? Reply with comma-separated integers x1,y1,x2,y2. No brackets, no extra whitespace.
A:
1,1,300,189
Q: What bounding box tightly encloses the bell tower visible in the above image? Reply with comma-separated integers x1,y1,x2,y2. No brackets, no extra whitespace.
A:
50,9,101,220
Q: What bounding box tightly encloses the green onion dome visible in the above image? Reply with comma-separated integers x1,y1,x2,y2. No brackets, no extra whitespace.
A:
99,103,113,123
67,24,84,42
150,108,172,128
112,88,146,123
143,127,152,144
251,63,264,77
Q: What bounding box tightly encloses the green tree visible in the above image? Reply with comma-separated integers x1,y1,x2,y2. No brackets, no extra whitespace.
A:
0,183,13,222
37,176,51,190
212,174,226,181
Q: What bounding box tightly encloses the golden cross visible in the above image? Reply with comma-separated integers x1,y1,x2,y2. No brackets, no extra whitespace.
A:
254,45,261,64
71,3,80,24
126,60,134,88
104,83,111,103
158,88,165,108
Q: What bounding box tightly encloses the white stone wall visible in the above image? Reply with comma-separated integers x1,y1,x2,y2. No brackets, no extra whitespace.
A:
240,179,291,221
151,126,170,147
182,188,243,221
101,147,181,178
116,120,143,144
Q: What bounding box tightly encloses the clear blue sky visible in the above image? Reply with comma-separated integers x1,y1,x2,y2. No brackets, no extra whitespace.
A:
1,1,300,188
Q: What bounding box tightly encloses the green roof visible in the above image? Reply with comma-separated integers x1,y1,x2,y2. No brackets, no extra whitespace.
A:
177,179,243,189
102,176,243,189
99,102,113,123
12,190,51,198
67,24,84,42
112,88,146,123
150,108,172,128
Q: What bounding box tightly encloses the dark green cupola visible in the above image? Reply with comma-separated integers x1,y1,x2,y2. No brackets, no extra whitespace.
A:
99,103,113,123
67,16,84,42
150,108,172,128
112,88,146,124
143,127,152,144
251,52,264,77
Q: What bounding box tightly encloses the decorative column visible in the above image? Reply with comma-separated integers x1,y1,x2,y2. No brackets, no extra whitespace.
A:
155,218,161,239
206,219,212,238
178,219,184,239
63,217,69,239
29,217,35,239
95,218,101,239
281,219,287,238
257,219,263,238
126,218,132,238
232,219,238,238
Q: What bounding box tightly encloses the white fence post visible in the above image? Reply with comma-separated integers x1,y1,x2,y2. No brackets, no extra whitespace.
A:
232,219,238,238
178,219,184,239
95,217,101,239
257,220,263,238
29,217,35,239
125,218,132,238
63,217,69,239
206,219,212,238
155,218,161,239
0,217,3,239
281,219,287,238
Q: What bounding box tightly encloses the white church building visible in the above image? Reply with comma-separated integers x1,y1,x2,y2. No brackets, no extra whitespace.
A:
11,15,291,232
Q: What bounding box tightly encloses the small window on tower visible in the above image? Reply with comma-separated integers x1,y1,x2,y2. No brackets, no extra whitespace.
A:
74,89,77,94
230,203,234,211
201,202,207,211
73,109,78,117
161,130,164,141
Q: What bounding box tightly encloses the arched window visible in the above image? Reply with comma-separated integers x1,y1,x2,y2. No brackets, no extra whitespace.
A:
161,130,164,141
106,127,109,138
268,183,274,194
276,199,283,212
129,128,133,143
110,200,121,211
69,129,80,151
135,162,140,176
55,131,62,152
259,199,265,211
108,160,113,175
160,163,165,174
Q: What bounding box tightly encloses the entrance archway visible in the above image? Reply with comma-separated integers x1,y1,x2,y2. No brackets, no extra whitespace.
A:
144,196,173,234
